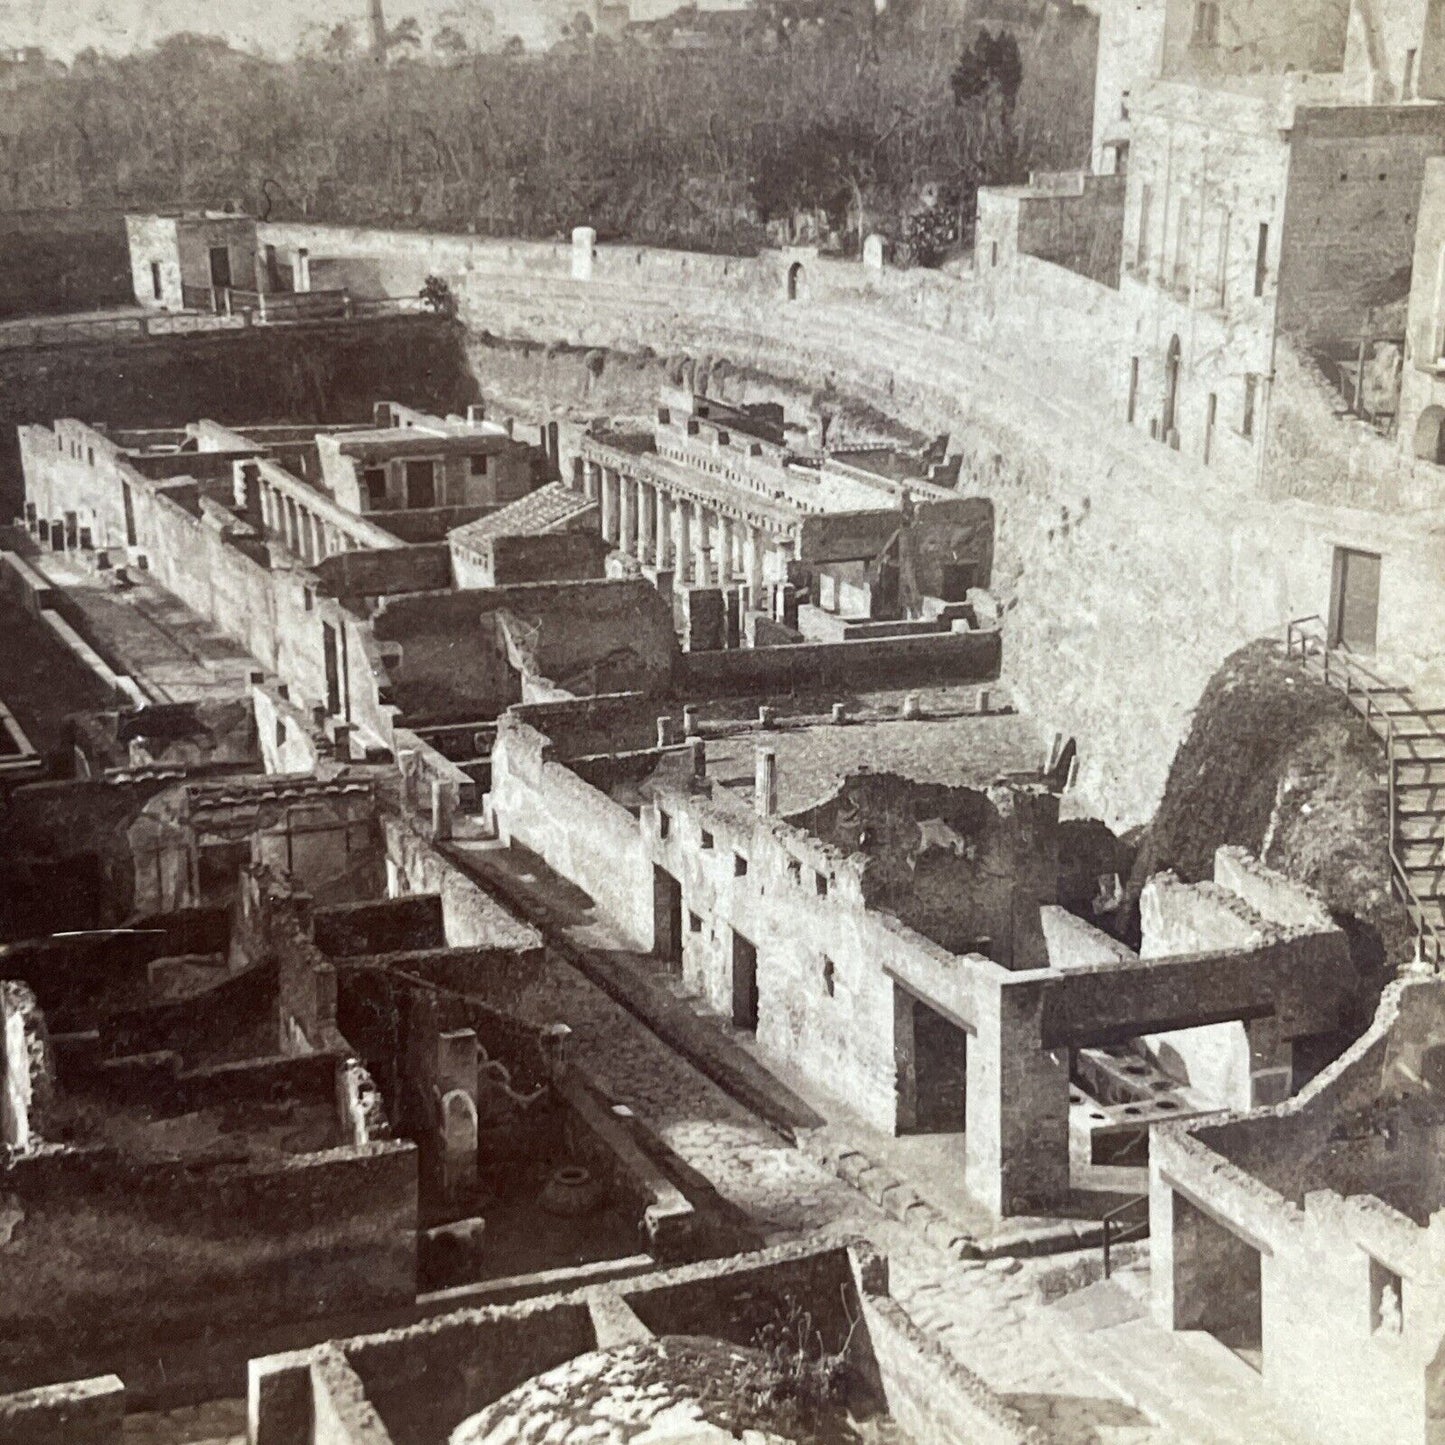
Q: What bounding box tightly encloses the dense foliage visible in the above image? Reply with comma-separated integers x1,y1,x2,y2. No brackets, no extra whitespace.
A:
0,2,1095,255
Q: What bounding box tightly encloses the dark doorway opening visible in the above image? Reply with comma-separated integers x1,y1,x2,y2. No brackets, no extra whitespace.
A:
405,460,437,509
322,621,342,716
208,246,232,290
1329,546,1381,653
910,996,968,1133
197,840,249,906
1170,1189,1263,1371
653,866,683,973
150,261,162,301
786,262,805,302
121,481,137,547
731,929,759,1032
1162,334,1181,442
363,468,388,510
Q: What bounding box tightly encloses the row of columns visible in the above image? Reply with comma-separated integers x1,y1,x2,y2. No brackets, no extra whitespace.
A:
258,481,353,566
580,459,776,595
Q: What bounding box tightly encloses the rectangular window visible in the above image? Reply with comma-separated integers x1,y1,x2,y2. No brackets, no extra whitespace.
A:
700,829,714,850
1136,184,1154,272
822,957,836,997
1243,374,1258,437
1127,357,1140,424
733,852,748,878
363,468,388,511
688,910,702,934
990,241,999,267
404,459,437,509
470,454,489,476
1214,210,1230,308
1254,222,1270,297
1369,1256,1403,1335
150,261,162,300
657,807,671,839
815,871,829,898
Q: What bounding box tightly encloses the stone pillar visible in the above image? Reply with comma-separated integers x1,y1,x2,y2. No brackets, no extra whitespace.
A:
692,503,710,587
637,481,655,565
744,525,765,604
654,488,672,569
571,226,597,282
964,976,1070,1217
674,500,693,585
296,248,311,293
600,469,619,544
619,473,638,557
583,460,600,500
716,514,734,586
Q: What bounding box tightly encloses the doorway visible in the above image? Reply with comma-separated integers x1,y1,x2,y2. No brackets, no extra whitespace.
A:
731,929,759,1031
1170,1189,1263,1371
653,866,683,973
1162,335,1181,441
208,246,232,290
910,997,968,1133
786,262,806,302
322,621,342,716
1329,546,1381,653
405,460,437,509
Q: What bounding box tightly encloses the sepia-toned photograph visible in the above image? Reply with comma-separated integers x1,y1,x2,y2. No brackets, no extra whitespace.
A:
0,0,1439,1440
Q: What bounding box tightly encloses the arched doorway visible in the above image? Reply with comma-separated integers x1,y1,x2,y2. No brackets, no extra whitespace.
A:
786,262,806,301
1161,335,1181,441
1414,404,1445,463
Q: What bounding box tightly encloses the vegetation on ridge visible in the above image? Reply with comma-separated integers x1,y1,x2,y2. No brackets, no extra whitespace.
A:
0,4,1094,258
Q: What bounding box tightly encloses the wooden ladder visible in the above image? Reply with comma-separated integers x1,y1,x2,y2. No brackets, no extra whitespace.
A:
1285,616,1445,968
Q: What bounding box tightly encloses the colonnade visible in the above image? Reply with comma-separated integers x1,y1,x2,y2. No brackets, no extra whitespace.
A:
257,478,356,566
578,457,782,597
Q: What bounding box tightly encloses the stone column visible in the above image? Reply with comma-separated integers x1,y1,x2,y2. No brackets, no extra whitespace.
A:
674,500,692,585
744,524,765,603
584,460,600,501
620,473,638,557
600,469,619,544
654,488,672,569
715,514,734,586
637,480,655,565
692,502,710,587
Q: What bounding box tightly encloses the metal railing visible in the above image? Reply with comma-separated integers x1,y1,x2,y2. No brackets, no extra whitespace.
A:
1102,1193,1149,1278
1284,614,1445,967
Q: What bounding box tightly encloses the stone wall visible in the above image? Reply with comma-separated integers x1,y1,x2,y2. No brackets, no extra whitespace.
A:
0,1374,125,1445
249,1240,1039,1445
1150,974,1445,1445
0,1139,417,1394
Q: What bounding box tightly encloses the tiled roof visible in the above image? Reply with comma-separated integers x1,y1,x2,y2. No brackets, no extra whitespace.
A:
448,483,593,548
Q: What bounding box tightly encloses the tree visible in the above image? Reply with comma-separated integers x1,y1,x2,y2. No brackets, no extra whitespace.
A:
434,24,470,58
321,22,357,59
950,28,1022,111
420,274,458,316
390,17,424,52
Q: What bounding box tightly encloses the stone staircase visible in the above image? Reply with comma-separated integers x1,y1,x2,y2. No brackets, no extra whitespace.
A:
1285,616,1445,965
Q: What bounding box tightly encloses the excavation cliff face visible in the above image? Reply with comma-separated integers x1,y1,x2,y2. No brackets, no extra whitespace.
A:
1126,639,1411,1014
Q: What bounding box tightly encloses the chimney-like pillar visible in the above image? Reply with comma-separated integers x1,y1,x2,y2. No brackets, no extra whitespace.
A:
755,748,777,817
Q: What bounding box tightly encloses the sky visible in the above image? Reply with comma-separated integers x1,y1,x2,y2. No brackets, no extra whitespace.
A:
0,0,490,60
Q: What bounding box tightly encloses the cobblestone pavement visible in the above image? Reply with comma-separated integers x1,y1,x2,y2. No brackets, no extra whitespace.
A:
524,944,1173,1444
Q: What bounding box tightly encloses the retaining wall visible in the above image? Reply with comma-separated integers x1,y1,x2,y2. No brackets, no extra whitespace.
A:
260,221,1445,829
